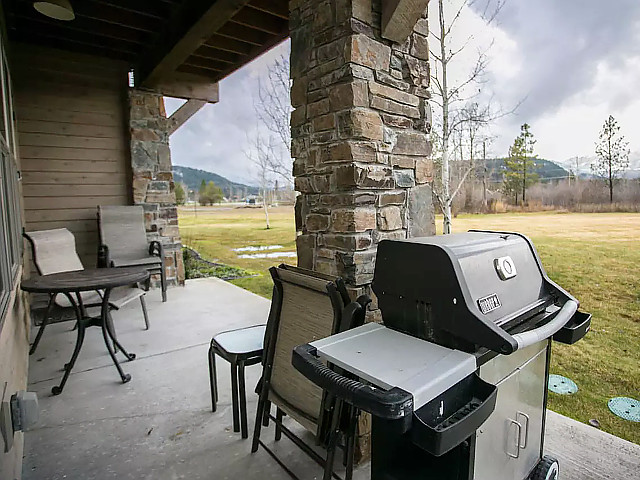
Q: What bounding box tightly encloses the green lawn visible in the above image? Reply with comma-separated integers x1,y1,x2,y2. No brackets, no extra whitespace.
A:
179,206,640,444
179,205,297,298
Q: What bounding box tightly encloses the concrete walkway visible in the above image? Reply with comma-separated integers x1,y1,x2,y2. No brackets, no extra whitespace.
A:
23,278,639,480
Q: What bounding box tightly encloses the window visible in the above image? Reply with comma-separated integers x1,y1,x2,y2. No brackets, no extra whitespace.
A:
0,38,22,325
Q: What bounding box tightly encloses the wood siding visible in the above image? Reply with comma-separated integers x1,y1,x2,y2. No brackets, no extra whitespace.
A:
13,44,132,267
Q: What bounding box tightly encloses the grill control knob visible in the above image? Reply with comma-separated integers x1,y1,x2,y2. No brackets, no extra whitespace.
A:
495,256,517,280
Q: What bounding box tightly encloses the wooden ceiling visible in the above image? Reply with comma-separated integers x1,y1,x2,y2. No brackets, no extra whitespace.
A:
2,0,289,87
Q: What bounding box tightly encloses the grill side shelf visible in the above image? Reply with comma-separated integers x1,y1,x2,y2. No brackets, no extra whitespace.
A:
553,310,591,344
410,373,498,457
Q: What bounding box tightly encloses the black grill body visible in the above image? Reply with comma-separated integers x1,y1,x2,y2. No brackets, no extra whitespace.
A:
373,231,575,355
292,231,591,480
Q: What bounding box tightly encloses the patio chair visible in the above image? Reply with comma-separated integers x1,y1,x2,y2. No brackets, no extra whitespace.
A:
97,205,167,302
23,228,150,355
251,264,370,480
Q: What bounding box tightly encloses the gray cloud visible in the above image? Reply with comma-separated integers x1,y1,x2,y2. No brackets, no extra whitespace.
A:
168,41,291,186
482,0,640,123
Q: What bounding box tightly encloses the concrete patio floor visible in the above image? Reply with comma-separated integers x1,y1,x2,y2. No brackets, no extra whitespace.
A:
23,278,639,480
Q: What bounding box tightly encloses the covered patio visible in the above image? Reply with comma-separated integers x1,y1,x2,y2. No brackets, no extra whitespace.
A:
22,279,640,480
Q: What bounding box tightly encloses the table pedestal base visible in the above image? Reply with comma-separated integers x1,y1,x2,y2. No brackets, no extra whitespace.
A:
51,290,136,396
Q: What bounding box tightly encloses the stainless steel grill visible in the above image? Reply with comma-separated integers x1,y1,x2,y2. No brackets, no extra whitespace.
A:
293,231,591,480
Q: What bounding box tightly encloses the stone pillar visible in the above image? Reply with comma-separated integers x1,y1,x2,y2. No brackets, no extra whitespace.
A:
290,0,434,460
291,0,434,309
128,89,185,286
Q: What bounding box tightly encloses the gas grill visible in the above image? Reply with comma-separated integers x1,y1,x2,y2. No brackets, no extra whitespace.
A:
293,231,591,480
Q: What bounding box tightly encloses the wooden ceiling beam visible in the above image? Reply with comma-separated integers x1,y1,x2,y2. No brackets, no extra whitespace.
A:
246,0,289,20
168,99,208,135
183,56,228,72
212,25,288,83
11,18,140,54
146,71,219,103
193,45,243,64
13,0,159,33
10,31,137,63
141,0,252,87
215,23,268,46
229,8,287,36
176,64,222,79
204,35,254,55
88,0,175,20
11,13,148,45
382,0,430,43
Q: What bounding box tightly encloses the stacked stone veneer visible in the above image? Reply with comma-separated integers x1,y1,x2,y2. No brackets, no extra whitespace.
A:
128,89,184,286
291,0,434,318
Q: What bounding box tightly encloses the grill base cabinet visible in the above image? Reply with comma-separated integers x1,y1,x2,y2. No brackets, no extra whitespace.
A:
369,341,549,480
474,342,547,480
292,231,590,480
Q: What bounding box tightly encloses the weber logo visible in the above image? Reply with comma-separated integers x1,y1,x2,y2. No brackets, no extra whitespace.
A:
478,294,501,314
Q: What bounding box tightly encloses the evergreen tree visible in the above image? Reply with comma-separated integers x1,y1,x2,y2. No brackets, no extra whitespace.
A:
198,179,207,205
174,182,186,205
503,124,538,205
592,115,629,203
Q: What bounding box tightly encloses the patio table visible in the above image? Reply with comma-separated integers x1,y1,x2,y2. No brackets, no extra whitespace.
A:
21,267,150,395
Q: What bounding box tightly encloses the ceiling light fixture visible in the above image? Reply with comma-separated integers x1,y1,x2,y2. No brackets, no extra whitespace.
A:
33,0,75,21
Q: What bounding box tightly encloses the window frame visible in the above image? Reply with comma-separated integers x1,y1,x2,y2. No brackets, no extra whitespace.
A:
0,34,22,328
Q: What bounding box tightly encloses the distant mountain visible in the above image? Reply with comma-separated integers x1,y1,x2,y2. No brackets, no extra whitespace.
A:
557,153,640,180
481,158,570,183
173,166,259,197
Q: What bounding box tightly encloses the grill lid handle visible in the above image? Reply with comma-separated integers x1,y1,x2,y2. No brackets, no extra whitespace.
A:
511,300,578,350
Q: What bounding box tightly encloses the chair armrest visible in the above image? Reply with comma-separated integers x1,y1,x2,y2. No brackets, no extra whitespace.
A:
149,240,164,258
339,295,371,332
97,244,110,268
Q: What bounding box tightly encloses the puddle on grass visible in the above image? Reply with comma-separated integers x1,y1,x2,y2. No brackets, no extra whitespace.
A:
237,251,297,259
233,245,284,252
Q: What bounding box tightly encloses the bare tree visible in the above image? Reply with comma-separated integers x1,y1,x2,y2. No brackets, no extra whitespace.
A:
253,54,293,187
429,0,507,233
245,131,276,229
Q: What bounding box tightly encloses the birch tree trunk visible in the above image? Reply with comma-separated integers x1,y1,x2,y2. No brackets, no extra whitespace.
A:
262,187,270,229
438,0,452,234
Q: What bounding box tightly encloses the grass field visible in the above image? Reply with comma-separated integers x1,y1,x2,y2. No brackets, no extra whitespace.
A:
178,206,640,444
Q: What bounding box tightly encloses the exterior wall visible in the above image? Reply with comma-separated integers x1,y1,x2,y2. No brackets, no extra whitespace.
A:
290,0,433,459
1,39,29,480
0,284,29,480
12,44,131,270
128,90,184,286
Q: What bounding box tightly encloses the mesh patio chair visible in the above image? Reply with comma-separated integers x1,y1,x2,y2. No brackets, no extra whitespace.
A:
97,205,167,302
23,228,150,355
251,264,369,480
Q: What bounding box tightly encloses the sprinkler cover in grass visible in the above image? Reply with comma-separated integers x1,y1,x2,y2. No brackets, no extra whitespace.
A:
608,397,640,422
548,374,578,395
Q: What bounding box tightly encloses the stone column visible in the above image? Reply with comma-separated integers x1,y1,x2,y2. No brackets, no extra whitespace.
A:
291,0,434,313
290,0,433,460
128,89,185,286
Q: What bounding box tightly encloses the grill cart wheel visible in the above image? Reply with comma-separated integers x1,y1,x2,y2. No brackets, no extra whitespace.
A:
530,455,559,480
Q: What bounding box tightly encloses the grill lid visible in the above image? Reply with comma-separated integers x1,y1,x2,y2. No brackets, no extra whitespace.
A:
372,231,577,354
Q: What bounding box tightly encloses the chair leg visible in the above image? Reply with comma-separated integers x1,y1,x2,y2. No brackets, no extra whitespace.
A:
159,263,167,303
139,295,150,330
263,400,271,427
251,388,268,453
275,407,284,441
208,346,218,412
345,408,359,480
30,295,55,355
323,399,343,480
238,361,248,439
230,361,240,433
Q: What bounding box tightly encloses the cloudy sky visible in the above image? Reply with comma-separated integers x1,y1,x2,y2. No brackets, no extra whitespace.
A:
167,0,640,185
